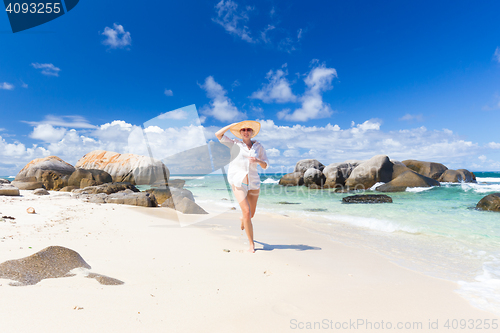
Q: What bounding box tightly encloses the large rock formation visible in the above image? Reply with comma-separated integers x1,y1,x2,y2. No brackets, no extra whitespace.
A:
402,160,448,180
75,150,169,185
476,193,500,212
376,170,440,192
278,155,476,191
345,155,394,190
15,156,75,180
14,156,76,190
438,169,476,183
279,159,324,187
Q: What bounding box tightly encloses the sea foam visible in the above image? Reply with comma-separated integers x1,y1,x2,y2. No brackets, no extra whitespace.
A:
460,183,500,194
262,178,279,184
476,177,500,183
322,214,419,234
457,256,500,317
406,186,434,193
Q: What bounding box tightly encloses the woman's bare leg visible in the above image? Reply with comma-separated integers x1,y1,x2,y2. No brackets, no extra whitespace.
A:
240,175,250,230
232,185,255,253
247,189,260,218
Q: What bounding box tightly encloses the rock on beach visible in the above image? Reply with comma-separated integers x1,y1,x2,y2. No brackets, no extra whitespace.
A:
342,194,393,204
476,193,500,212
0,246,123,286
14,156,75,190
344,155,394,190
376,170,440,192
0,184,20,196
402,160,448,180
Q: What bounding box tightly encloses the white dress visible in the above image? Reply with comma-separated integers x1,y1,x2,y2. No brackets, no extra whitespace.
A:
219,134,269,190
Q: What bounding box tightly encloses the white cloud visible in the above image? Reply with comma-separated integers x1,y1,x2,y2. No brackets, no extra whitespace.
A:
101,23,132,49
494,47,500,63
231,80,240,90
0,135,51,175
399,113,424,122
31,63,61,76
158,109,188,120
260,24,275,44
213,0,254,43
351,120,381,133
0,82,14,90
4,114,500,176
99,120,133,131
251,65,297,103
488,142,500,149
214,119,489,172
21,81,28,88
278,63,337,121
164,89,173,96
251,105,264,114
1,120,212,175
144,126,164,134
30,124,67,142
266,148,280,157
200,76,244,121
23,115,96,129
212,1,302,52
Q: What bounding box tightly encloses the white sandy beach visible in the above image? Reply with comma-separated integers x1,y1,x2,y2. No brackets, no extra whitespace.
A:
0,190,498,333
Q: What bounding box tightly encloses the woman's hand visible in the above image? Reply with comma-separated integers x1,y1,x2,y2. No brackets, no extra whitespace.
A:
248,157,260,164
248,156,267,169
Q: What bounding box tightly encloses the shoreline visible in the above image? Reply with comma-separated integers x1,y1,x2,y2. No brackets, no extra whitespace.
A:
0,191,499,332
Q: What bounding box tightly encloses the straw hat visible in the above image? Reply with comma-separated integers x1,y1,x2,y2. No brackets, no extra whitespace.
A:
230,120,261,139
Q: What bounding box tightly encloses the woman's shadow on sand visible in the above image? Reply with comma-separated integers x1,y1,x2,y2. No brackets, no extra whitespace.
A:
254,241,321,252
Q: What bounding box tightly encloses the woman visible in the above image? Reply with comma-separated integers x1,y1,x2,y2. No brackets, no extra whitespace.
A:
215,121,269,253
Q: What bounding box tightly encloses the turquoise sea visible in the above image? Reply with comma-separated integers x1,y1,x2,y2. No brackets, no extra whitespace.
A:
178,171,500,316
2,172,499,315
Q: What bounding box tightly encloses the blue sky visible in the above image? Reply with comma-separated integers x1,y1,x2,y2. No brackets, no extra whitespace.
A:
1,0,500,175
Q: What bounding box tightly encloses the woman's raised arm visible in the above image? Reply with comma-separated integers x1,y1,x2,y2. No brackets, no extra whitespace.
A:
215,123,238,140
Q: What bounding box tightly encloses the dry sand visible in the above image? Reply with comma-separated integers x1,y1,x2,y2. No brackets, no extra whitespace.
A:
0,191,498,332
